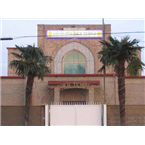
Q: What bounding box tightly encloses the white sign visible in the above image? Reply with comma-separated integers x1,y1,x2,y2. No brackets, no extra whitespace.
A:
46,30,103,39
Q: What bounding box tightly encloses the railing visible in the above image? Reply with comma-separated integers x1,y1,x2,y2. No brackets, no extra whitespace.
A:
50,102,102,105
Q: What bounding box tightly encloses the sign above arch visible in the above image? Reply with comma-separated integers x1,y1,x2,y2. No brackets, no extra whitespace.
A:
46,29,103,39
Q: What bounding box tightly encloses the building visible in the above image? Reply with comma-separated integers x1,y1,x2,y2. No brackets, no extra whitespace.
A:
1,24,145,126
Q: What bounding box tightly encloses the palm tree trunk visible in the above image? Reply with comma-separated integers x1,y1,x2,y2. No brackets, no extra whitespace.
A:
118,59,126,126
25,73,35,126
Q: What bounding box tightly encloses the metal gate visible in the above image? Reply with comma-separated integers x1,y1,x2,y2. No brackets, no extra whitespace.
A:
45,103,107,126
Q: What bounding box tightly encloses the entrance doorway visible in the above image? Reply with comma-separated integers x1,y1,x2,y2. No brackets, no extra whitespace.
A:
60,88,88,103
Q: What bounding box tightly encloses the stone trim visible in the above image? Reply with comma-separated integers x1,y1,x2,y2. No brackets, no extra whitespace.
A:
54,42,95,74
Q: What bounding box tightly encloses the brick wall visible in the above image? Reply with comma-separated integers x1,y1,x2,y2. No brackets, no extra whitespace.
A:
1,75,144,126
1,77,25,106
38,24,112,74
1,106,45,126
107,105,145,126
1,76,145,106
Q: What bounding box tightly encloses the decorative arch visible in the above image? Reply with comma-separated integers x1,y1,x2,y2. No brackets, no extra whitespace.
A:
54,42,94,74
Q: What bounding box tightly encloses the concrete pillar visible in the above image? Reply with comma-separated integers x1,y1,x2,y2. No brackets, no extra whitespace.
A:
88,86,94,103
54,86,60,102
103,104,107,126
45,104,49,126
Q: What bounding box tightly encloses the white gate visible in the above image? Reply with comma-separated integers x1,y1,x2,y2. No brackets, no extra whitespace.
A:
45,104,107,126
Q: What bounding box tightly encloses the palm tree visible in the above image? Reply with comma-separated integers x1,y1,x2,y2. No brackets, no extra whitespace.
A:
9,45,52,126
98,36,145,126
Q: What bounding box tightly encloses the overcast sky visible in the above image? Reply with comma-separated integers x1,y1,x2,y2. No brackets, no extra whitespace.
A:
0,18,145,76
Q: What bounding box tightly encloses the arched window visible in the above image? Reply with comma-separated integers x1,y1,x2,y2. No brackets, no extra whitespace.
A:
54,42,94,74
63,51,86,74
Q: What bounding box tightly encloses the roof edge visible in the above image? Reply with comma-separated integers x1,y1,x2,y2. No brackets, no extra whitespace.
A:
7,47,17,49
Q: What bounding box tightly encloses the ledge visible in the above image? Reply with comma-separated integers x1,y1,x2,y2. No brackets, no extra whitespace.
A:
125,76,145,78
48,81,100,85
7,47,17,49
1,74,145,79
46,74,118,77
46,74,145,78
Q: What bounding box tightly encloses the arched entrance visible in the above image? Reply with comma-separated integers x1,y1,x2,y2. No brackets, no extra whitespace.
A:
48,81,100,103
60,88,89,104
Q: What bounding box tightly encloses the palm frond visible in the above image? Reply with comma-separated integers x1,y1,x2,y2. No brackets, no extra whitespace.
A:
37,65,51,80
10,44,52,79
9,60,28,76
121,36,130,45
11,52,23,59
126,57,145,76
98,36,144,74
98,65,105,73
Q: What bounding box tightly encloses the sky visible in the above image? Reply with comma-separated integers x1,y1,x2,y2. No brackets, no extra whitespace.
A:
0,18,144,76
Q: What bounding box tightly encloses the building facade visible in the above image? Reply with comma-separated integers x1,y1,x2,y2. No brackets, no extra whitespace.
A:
1,25,145,126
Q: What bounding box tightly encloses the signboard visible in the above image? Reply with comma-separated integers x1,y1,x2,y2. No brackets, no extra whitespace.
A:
46,29,103,39
59,82,95,91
